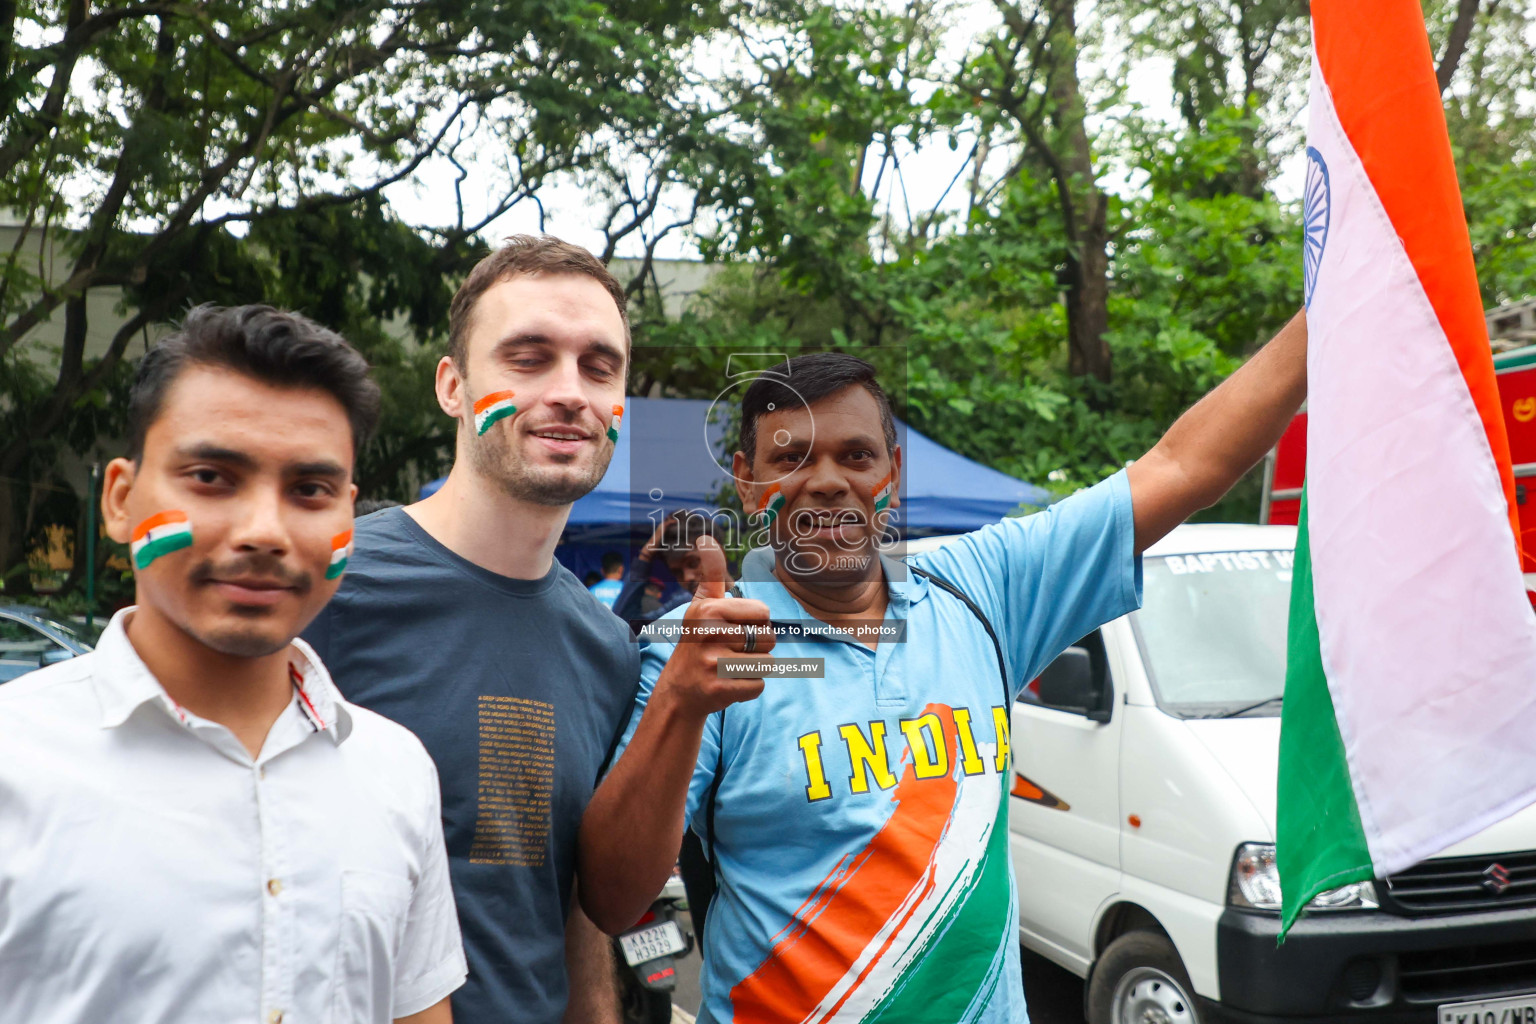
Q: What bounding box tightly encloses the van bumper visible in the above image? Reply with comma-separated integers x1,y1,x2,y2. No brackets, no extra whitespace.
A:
1208,905,1536,1022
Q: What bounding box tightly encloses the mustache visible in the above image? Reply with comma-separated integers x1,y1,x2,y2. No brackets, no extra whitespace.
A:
188,554,313,595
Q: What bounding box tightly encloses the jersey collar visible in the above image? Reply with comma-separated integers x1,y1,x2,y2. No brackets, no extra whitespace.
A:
734,544,932,638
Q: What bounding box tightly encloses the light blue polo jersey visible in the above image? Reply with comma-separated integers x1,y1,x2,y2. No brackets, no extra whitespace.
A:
613,470,1141,1024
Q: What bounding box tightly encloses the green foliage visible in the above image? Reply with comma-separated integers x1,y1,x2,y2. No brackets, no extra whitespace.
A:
0,0,731,594
3,0,1533,604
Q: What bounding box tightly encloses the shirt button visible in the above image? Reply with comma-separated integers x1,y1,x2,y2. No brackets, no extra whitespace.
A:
258,766,266,780
268,1011,284,1024
266,878,282,897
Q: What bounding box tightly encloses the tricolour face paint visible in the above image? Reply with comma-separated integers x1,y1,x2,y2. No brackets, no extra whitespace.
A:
473,390,518,436
755,482,786,525
607,404,624,443
325,529,353,580
872,471,895,513
131,510,193,571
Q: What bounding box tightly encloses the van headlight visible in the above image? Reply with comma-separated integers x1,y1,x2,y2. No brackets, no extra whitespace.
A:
1227,842,1378,912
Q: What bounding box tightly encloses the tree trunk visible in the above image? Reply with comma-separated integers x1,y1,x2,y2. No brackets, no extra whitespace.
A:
1437,0,1480,93
1065,227,1111,381
1046,0,1112,383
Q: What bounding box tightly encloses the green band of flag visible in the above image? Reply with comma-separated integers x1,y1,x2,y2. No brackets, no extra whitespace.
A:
133,532,192,570
325,529,353,580
473,390,517,436
130,511,193,570
873,473,894,513
1276,488,1373,937
757,486,785,524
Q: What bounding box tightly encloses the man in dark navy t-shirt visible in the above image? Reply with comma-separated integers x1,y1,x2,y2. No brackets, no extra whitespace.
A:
306,235,639,1024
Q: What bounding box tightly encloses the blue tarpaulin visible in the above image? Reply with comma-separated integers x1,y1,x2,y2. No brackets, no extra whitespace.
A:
419,397,1050,574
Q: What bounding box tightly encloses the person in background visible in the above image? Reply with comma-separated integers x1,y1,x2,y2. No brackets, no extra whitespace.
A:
304,235,638,1024
588,552,625,609
612,511,733,629
0,305,465,1024
641,578,665,616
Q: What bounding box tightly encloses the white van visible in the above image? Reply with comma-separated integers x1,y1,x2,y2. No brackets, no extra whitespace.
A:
909,523,1536,1024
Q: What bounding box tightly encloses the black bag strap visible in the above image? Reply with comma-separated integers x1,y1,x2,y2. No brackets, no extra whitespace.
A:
700,568,1010,870
907,564,1011,709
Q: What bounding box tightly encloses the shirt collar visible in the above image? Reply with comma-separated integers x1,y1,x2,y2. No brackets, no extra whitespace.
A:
90,608,352,743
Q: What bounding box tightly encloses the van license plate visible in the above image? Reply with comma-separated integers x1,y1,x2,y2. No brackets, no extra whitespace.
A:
1439,994,1536,1023
619,921,686,966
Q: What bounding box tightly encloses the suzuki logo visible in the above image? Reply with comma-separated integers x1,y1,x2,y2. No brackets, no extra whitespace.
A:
1483,863,1512,895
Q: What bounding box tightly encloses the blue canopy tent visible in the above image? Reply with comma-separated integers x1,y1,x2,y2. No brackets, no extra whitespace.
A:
419,396,1050,579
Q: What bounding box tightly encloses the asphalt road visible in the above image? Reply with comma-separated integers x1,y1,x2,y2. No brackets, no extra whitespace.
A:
663,924,1086,1024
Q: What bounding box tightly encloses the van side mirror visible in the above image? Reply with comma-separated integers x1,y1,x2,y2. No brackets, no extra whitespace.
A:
1035,647,1111,723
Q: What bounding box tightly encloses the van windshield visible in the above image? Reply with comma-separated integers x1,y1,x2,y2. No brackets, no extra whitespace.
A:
1132,549,1296,718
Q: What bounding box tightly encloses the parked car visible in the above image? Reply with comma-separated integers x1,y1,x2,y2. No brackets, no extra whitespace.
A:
0,605,95,683
906,523,1536,1024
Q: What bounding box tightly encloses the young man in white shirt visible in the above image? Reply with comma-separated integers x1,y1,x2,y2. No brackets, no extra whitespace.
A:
0,304,466,1024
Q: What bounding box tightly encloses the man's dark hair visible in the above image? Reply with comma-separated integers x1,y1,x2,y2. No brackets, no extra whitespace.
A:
127,304,381,462
448,234,630,369
738,352,898,466
600,551,625,574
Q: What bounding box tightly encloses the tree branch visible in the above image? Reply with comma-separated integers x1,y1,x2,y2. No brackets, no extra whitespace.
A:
1436,0,1480,93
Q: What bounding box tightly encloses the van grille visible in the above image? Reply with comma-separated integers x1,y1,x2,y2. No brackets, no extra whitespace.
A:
1383,850,1536,914
1399,938,1536,1003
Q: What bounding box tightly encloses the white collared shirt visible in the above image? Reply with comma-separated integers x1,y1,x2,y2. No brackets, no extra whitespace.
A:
0,610,466,1024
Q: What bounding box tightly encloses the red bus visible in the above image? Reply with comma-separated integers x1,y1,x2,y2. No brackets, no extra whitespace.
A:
1262,343,1536,597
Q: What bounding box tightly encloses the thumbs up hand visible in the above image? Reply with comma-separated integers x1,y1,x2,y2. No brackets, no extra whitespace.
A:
652,535,775,720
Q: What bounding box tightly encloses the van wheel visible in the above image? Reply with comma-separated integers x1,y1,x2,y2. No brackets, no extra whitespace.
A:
1087,931,1200,1024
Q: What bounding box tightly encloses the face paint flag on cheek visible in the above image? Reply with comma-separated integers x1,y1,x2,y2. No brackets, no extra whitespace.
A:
130,510,193,571
755,483,786,525
325,529,353,580
872,471,895,513
607,404,624,443
473,390,517,436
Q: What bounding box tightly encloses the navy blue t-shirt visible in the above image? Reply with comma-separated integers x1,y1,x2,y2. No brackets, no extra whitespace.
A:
304,508,640,1024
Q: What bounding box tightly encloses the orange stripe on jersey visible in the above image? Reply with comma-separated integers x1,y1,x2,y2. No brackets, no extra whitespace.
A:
730,704,961,1019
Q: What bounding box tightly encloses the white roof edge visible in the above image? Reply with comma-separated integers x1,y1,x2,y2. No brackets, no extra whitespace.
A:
902,521,1297,558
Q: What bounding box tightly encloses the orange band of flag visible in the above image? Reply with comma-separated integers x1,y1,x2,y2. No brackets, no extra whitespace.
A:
131,509,188,542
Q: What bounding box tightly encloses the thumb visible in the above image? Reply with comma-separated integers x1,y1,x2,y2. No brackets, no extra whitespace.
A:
692,535,730,601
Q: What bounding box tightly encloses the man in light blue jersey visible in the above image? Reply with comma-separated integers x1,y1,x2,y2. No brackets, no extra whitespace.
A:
579,315,1308,1023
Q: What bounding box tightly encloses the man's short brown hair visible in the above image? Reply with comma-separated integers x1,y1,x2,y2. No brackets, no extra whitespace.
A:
447,235,630,368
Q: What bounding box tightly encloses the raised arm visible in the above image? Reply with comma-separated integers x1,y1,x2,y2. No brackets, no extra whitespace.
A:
1127,310,1307,553
576,539,773,935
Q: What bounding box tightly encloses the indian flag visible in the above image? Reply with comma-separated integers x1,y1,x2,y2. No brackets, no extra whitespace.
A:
1276,0,1536,934
325,529,353,580
131,510,192,570
607,404,624,443
872,472,894,514
473,390,517,436
756,483,785,524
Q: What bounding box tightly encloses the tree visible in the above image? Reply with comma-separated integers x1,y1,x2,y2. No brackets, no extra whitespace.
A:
0,0,731,592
